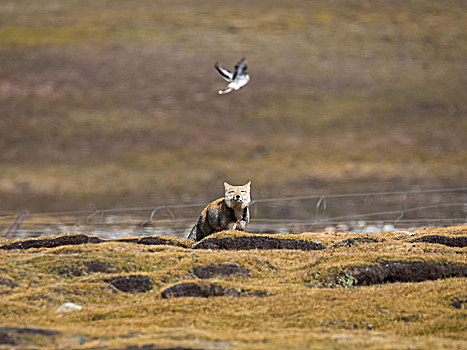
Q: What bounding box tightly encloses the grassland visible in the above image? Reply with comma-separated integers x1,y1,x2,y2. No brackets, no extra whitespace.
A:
0,0,466,213
0,226,466,349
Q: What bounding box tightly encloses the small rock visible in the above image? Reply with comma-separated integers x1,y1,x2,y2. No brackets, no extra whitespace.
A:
56,302,82,313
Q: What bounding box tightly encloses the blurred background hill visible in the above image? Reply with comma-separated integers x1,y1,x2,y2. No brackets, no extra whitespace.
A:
1,0,466,213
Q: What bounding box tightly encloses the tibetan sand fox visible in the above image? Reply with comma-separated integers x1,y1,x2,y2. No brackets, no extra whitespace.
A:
188,181,251,241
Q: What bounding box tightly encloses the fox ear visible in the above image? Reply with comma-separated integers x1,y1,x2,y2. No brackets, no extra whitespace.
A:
224,182,231,189
245,181,251,188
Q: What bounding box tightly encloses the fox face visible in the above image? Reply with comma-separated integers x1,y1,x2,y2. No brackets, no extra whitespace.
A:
224,181,251,209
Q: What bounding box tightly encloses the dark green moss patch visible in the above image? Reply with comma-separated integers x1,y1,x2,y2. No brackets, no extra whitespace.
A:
105,275,153,293
193,264,250,279
412,235,467,248
193,236,323,251
161,282,268,298
345,261,467,286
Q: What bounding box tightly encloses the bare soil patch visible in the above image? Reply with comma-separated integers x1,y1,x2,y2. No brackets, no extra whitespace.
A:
0,234,102,250
0,234,187,250
412,235,467,248
105,275,154,293
193,236,323,251
84,261,115,274
193,264,250,279
345,261,467,286
161,282,268,298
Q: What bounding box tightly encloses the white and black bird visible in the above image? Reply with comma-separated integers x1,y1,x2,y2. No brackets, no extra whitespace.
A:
214,58,250,94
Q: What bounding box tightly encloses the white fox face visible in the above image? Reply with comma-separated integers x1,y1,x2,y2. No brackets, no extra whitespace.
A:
224,181,251,208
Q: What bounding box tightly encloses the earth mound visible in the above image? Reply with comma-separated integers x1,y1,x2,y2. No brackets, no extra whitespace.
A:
0,234,102,250
193,264,250,279
161,282,267,298
193,236,323,251
345,261,467,286
105,275,154,293
412,235,467,247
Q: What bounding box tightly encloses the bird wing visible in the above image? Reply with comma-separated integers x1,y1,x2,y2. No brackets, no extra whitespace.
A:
232,58,247,80
214,62,233,81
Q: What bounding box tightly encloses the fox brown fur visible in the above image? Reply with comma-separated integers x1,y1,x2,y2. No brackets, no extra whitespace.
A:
188,181,251,241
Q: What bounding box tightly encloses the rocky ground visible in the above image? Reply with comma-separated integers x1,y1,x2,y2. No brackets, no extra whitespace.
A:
0,226,465,349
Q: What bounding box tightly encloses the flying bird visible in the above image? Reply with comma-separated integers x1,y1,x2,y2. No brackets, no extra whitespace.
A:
214,58,250,94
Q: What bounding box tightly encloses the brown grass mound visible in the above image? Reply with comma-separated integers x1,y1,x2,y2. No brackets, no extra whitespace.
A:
105,275,154,293
412,235,467,248
346,261,467,286
193,264,250,279
193,236,323,251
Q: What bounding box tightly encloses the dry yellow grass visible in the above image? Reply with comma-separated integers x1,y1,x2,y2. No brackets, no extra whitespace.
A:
0,226,465,348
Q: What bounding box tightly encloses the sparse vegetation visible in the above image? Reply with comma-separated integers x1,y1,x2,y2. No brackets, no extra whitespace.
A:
1,2,466,347
0,227,466,348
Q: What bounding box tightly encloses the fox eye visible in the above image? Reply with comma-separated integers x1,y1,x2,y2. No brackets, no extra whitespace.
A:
228,190,235,194
241,191,246,193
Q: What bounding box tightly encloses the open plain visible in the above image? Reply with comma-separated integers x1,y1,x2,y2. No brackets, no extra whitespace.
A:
0,226,466,349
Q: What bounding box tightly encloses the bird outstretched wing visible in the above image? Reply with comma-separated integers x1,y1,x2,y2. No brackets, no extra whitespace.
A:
214,62,233,82
232,58,247,80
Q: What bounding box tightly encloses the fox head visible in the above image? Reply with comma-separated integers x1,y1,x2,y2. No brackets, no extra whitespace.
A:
224,181,251,209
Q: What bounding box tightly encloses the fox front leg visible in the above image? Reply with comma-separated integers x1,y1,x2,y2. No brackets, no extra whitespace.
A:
236,220,247,231
227,222,237,230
